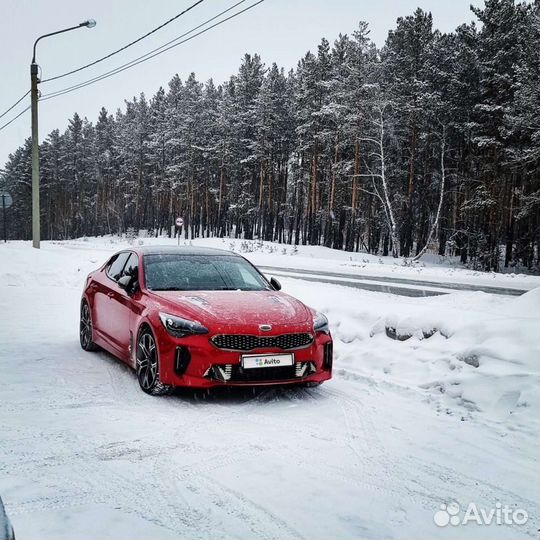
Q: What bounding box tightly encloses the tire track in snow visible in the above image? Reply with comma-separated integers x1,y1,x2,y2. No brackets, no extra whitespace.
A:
197,474,305,540
321,384,538,538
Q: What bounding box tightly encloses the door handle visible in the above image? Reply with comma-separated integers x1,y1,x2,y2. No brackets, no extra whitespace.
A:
107,292,114,298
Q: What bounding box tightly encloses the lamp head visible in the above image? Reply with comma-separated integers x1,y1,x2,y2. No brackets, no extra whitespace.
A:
81,19,96,28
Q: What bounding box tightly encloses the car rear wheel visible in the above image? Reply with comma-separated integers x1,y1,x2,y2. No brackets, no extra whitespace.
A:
136,328,172,396
80,301,99,351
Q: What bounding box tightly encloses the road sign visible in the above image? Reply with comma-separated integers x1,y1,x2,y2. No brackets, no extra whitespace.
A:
175,217,184,245
1,192,12,243
0,192,12,209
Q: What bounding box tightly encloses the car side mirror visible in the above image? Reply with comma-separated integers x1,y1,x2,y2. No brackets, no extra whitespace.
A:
118,275,132,290
118,274,138,295
270,277,281,291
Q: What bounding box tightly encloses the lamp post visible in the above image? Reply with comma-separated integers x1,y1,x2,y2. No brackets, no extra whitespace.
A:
31,19,96,249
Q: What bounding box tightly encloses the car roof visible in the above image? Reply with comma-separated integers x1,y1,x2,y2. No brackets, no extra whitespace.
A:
133,245,238,257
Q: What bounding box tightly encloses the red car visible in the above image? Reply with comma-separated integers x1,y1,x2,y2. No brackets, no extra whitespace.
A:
80,246,333,395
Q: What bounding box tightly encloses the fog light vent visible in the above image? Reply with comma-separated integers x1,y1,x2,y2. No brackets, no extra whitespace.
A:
175,346,191,376
295,361,317,378
212,364,233,382
323,342,333,370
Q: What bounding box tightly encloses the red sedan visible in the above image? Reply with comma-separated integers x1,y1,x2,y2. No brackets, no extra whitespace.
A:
80,246,333,395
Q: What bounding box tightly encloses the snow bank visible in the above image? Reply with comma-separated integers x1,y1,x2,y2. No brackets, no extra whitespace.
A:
287,279,540,434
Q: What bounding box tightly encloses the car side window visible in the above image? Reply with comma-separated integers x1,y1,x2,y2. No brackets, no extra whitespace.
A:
122,253,139,280
105,254,118,275
106,252,130,281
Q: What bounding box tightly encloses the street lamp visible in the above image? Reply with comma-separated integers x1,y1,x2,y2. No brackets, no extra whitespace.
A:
31,19,96,249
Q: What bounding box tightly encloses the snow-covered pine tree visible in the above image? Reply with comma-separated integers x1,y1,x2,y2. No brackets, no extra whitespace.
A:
2,2,538,271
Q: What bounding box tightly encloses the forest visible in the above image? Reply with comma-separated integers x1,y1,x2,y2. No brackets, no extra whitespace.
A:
1,0,539,271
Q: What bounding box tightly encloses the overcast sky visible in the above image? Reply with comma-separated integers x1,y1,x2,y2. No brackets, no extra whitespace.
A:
0,0,483,169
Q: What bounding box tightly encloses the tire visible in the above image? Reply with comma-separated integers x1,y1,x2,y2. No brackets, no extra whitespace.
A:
136,327,172,396
80,301,99,351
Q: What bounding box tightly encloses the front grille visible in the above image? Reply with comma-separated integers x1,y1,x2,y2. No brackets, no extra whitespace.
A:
211,333,313,351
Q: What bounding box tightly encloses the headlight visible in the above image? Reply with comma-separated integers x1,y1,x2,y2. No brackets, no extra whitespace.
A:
159,312,209,338
313,312,330,334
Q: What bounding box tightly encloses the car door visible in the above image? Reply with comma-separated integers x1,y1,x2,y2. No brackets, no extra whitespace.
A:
93,251,131,355
92,252,129,340
0,495,15,540
120,252,145,367
103,252,139,358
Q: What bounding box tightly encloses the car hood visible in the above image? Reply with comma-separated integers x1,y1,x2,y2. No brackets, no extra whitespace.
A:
148,290,312,331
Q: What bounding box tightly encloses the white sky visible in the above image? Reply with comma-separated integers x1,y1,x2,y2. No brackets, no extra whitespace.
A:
0,0,483,168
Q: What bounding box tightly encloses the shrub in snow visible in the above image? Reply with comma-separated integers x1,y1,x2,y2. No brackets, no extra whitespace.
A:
457,352,480,368
385,326,414,341
126,227,136,245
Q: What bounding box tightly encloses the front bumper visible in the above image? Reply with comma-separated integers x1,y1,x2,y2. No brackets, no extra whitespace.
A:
155,330,333,388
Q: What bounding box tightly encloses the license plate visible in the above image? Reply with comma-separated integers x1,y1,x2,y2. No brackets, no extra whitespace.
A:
241,353,294,369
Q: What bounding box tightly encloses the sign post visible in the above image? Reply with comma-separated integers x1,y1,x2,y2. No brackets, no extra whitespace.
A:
175,217,184,246
0,192,13,243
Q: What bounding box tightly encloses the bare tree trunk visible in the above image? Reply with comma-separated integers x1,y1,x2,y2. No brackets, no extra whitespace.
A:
377,107,399,257
352,139,359,216
329,134,338,213
413,128,446,262
356,104,399,256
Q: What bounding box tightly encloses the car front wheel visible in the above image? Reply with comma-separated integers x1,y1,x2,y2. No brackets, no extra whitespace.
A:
136,328,172,396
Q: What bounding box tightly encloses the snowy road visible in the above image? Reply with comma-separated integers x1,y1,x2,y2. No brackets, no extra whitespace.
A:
258,266,529,297
0,241,538,539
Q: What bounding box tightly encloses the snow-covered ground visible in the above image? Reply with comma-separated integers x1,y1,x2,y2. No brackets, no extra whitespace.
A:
0,239,538,539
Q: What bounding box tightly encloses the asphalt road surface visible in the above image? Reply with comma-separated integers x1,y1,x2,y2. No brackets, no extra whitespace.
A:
259,265,528,297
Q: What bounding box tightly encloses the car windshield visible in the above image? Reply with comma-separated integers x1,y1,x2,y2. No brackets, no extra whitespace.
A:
144,254,271,291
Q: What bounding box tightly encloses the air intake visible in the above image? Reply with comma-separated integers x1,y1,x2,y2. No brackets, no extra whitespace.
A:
174,346,191,375
323,342,333,370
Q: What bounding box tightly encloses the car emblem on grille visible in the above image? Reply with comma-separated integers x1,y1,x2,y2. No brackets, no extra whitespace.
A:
259,324,272,332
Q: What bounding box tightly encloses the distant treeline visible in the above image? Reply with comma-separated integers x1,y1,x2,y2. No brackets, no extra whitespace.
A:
2,0,539,271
